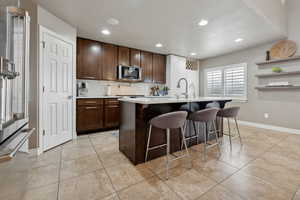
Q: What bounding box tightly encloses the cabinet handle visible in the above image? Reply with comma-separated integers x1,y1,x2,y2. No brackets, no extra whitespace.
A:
85,107,97,110
85,101,97,104
82,76,96,79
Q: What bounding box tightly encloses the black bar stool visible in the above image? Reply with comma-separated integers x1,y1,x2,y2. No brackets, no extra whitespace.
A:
217,106,242,149
185,108,221,160
145,111,191,179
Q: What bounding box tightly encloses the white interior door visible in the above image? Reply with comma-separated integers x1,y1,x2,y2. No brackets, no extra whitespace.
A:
42,30,73,151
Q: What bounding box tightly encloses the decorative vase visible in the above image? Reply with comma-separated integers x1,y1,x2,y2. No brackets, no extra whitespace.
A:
266,51,270,61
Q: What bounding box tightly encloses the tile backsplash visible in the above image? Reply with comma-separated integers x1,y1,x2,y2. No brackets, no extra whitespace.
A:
77,80,160,96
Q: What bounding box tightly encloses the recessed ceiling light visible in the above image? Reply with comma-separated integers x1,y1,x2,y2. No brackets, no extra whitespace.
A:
235,38,244,43
190,52,196,56
155,43,163,48
107,18,119,25
101,29,111,35
198,19,208,26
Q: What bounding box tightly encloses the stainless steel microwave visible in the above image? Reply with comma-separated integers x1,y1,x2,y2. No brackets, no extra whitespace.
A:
118,65,142,81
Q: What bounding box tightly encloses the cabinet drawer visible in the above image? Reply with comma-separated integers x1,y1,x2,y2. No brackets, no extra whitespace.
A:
104,98,119,105
76,105,104,132
77,99,103,106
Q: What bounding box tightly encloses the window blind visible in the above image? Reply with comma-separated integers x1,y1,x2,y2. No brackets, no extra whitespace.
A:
224,66,246,97
206,70,223,96
205,63,247,100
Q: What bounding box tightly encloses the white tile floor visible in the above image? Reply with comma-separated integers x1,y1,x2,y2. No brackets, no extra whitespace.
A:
1,126,300,200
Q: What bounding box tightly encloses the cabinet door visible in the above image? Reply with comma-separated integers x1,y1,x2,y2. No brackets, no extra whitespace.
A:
141,51,153,83
153,54,166,84
118,46,130,66
130,49,141,67
102,43,118,81
104,105,120,128
104,99,120,128
77,105,103,132
77,38,102,80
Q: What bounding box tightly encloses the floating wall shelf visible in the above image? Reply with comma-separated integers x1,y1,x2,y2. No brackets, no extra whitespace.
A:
255,85,300,90
256,56,300,65
255,70,300,78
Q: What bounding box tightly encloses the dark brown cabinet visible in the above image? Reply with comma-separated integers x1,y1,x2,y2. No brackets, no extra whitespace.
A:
102,43,118,81
130,49,141,67
76,37,166,83
152,54,166,84
77,98,120,133
76,99,104,132
104,99,120,128
77,38,102,80
118,46,130,66
141,51,153,83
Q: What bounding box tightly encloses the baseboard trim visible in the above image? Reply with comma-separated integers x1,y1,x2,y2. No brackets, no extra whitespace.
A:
235,120,300,135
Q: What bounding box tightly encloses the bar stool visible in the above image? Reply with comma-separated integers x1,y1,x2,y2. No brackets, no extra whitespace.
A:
185,108,221,160
145,111,191,179
179,103,201,145
217,107,242,149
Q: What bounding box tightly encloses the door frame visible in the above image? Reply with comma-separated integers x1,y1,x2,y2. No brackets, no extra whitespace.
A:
38,25,77,154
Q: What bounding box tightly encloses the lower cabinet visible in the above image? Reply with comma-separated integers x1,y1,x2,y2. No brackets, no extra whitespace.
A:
77,98,120,133
104,104,120,128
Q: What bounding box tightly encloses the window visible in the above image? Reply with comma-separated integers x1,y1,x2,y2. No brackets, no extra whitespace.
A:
204,63,247,100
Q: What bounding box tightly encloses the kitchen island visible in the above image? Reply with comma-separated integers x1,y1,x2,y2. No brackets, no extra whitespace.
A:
118,97,232,165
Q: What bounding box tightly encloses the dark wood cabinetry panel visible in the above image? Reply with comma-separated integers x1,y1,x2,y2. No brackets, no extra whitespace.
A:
104,99,120,128
152,54,166,84
76,99,104,132
77,98,120,133
130,49,141,67
76,37,166,83
118,46,130,66
77,38,102,80
102,43,118,81
141,51,153,83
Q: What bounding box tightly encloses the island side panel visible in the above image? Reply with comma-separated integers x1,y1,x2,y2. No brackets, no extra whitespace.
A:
135,103,183,165
119,102,136,163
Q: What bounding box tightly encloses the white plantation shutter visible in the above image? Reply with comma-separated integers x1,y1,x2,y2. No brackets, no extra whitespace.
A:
224,65,246,97
206,70,223,96
204,63,247,100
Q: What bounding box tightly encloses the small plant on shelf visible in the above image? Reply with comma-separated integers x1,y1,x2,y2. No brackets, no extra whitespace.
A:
272,67,283,73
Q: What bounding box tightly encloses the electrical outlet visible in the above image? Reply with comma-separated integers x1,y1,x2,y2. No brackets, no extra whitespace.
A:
264,113,269,119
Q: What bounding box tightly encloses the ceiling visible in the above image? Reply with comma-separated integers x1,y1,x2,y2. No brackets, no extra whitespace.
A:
33,0,286,59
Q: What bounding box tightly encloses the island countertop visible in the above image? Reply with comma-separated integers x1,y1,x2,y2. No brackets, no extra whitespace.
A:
118,96,233,104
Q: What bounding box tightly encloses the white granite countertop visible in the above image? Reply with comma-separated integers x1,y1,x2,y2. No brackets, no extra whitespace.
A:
77,96,120,99
118,97,232,104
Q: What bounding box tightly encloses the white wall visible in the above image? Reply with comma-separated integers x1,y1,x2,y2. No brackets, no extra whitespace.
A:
37,6,77,44
199,0,300,130
287,0,300,46
166,55,199,97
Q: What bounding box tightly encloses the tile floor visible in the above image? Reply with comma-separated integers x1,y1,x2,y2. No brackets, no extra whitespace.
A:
1,125,300,200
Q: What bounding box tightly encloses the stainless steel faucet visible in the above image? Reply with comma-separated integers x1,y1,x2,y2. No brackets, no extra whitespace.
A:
177,78,189,98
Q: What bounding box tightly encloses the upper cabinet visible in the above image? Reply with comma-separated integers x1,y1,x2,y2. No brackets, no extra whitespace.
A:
153,54,166,84
102,43,118,81
130,49,141,67
76,37,166,83
141,51,153,83
77,38,102,80
118,46,130,66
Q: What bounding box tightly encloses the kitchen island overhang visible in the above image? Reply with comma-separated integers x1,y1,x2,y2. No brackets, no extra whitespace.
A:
118,97,232,165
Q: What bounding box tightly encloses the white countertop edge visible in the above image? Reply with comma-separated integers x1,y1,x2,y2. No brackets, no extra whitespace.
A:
118,97,233,104
77,96,120,99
